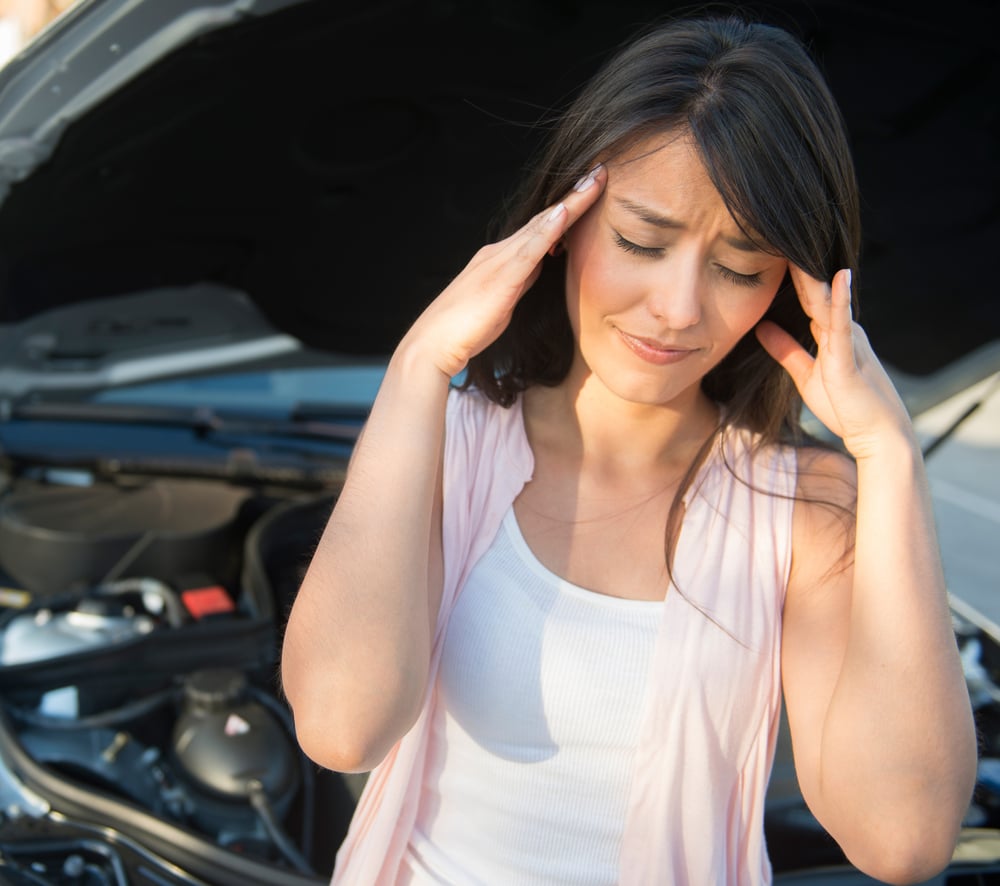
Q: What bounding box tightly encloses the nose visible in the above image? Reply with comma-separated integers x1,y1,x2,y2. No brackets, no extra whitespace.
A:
645,256,703,329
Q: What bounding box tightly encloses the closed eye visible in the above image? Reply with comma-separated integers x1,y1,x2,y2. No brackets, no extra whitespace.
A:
613,231,663,258
614,230,766,287
716,265,764,288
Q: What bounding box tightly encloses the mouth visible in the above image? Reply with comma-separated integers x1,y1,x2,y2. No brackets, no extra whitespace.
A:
616,328,699,365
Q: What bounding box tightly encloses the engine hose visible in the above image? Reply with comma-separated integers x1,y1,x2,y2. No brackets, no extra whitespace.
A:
6,687,179,730
93,577,187,628
246,780,315,875
248,685,315,862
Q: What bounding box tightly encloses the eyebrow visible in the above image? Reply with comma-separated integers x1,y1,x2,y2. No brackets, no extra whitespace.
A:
614,197,764,253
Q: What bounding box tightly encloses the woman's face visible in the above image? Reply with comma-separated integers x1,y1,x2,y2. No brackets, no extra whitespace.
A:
563,131,788,410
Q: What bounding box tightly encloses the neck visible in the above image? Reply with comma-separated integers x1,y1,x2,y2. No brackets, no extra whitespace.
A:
523,373,719,476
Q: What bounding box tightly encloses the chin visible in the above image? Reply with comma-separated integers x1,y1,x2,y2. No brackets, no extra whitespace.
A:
583,367,707,410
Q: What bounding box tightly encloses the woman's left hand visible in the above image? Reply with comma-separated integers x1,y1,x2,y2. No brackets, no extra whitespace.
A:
755,266,915,460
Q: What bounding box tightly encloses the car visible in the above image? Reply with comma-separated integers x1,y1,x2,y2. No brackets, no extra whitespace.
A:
0,0,997,883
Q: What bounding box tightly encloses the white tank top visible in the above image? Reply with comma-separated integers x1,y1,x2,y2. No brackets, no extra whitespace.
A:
401,507,663,885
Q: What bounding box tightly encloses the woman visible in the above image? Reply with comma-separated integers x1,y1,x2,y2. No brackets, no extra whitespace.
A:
281,13,978,885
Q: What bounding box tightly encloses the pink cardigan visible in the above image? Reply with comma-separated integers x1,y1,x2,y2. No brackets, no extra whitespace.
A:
331,388,796,885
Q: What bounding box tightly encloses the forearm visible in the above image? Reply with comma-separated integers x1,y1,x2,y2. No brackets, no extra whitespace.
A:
278,173,599,772
281,341,451,771
819,433,977,872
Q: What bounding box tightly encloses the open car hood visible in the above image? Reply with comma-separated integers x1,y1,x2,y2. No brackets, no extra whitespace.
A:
0,0,592,373
0,0,995,399
0,0,306,206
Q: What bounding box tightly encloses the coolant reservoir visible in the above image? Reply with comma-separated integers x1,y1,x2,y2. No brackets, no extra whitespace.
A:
171,668,297,802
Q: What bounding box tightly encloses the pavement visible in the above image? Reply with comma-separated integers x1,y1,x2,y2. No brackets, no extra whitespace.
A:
902,341,1000,629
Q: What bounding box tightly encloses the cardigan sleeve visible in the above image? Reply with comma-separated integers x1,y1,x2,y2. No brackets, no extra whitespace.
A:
331,388,533,885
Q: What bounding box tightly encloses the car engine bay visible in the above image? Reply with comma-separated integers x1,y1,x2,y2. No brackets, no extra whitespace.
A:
0,460,358,883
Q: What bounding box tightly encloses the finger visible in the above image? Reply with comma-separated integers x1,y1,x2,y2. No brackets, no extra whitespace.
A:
563,162,607,222
830,268,853,332
508,163,608,252
506,200,570,279
825,268,856,369
789,264,833,329
535,162,607,233
486,164,608,285
755,320,815,390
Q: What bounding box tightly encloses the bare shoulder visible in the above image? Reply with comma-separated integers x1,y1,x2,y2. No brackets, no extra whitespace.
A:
790,445,858,590
795,445,857,507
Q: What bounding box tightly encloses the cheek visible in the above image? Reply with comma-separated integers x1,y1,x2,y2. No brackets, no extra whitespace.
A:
747,289,780,327
565,233,635,323
717,303,769,349
717,277,784,339
565,214,604,294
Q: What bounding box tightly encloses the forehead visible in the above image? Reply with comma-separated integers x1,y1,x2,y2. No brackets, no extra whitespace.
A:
604,131,768,248
606,131,722,210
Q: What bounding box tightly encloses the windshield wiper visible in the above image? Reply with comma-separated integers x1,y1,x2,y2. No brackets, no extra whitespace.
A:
1,399,364,443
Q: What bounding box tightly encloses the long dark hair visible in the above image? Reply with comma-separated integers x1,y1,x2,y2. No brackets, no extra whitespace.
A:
461,13,861,591
463,13,860,448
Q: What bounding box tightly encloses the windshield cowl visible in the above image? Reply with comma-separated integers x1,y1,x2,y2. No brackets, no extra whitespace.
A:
0,283,307,400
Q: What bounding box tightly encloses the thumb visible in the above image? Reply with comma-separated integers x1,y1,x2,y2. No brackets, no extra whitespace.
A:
755,320,815,390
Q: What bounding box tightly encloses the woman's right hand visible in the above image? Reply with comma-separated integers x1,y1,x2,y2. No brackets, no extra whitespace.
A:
283,165,606,773
401,164,607,379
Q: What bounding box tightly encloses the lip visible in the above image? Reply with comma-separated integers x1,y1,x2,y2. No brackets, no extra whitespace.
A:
616,328,699,365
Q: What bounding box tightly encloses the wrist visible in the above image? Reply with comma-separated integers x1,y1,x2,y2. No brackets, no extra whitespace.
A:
851,425,924,475
390,333,459,387
845,412,922,464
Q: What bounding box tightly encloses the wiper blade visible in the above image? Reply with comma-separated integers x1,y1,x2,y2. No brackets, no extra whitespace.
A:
922,372,1000,460
288,400,370,423
3,399,364,443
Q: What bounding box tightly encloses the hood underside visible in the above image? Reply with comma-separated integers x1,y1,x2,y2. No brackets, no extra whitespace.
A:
0,0,995,374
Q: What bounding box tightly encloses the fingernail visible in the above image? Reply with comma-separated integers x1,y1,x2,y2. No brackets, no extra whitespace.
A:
573,164,602,192
546,202,566,223
845,268,852,291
